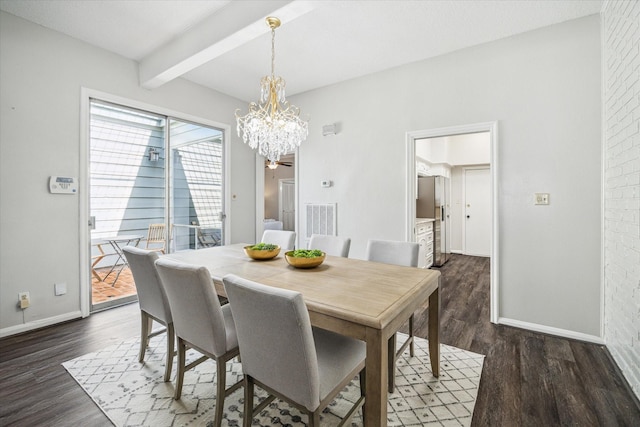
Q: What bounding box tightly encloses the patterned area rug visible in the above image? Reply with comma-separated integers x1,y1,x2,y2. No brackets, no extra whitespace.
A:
62,333,484,426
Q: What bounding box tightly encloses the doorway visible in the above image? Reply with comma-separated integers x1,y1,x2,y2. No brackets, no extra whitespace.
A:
85,97,227,312
406,122,498,323
258,153,297,241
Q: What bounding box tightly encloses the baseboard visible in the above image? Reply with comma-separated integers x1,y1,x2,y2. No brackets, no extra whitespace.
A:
497,317,605,345
0,310,83,338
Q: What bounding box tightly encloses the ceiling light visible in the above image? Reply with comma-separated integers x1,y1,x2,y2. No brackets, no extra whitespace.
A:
235,16,308,163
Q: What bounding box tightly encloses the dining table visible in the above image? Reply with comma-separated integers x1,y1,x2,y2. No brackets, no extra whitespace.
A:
163,243,440,426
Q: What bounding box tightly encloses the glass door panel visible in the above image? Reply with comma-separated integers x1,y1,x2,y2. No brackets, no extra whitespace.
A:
169,119,224,251
89,100,166,311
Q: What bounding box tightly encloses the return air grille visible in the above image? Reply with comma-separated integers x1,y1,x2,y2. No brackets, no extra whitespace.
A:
305,203,336,239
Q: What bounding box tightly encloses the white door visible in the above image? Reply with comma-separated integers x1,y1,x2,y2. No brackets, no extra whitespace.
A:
279,179,295,231
464,168,491,257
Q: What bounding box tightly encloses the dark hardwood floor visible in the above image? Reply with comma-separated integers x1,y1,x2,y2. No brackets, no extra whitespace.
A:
412,254,640,427
1,254,639,426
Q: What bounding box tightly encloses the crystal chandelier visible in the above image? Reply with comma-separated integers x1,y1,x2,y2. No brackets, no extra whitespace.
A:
235,16,308,163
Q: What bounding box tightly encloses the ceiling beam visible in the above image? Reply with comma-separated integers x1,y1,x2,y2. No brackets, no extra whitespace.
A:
139,0,317,90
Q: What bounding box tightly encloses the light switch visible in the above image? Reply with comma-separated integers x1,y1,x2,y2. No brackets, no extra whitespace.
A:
55,282,67,296
534,193,550,205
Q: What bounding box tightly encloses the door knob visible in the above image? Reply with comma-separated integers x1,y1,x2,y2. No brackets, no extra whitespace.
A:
467,215,470,218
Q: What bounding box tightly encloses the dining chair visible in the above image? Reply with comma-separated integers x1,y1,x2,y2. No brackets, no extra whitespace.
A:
154,258,241,427
145,223,167,254
261,229,296,251
365,239,419,393
122,246,175,382
222,274,366,427
308,234,351,257
90,239,106,281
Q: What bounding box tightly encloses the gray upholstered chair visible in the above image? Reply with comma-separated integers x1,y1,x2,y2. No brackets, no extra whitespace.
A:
308,234,351,257
122,246,174,382
261,229,296,251
154,258,241,427
365,239,419,393
222,274,365,427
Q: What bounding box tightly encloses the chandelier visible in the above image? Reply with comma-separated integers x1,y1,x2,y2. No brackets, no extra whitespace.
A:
235,16,308,163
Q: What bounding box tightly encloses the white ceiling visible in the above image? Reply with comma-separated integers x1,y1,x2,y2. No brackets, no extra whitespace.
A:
0,0,603,102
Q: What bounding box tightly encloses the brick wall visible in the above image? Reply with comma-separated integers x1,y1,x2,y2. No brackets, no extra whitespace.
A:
603,0,640,400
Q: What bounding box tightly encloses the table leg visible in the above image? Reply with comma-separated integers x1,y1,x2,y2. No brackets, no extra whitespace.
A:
428,284,440,377
364,327,387,426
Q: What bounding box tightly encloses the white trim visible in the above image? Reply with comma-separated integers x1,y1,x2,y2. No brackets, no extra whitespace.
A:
79,89,91,317
0,311,83,338
255,153,265,243
406,121,499,323
498,317,605,345
80,87,232,316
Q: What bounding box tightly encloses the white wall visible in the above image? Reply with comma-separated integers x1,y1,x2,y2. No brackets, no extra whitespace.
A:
603,1,640,399
292,15,602,339
0,12,256,335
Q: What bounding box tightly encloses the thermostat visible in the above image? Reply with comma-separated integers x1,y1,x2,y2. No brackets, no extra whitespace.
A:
49,176,78,194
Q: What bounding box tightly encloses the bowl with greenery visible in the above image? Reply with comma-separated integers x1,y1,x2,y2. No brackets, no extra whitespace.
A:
284,249,326,269
244,243,280,260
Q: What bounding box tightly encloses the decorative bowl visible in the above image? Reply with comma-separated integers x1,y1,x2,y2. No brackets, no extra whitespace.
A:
244,245,280,260
284,251,326,269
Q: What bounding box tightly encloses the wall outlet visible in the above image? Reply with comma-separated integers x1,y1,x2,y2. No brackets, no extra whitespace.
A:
534,193,550,205
54,282,67,296
18,292,30,309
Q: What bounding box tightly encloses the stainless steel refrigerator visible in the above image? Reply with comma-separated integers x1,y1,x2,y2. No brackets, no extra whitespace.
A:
416,176,450,266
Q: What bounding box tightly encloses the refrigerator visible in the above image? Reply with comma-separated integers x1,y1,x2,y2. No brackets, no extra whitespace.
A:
416,176,450,266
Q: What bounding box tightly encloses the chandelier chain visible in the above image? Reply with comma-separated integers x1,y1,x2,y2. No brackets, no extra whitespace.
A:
271,27,276,78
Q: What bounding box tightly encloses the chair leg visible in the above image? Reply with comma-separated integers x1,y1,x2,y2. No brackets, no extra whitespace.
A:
243,376,254,427
163,323,175,382
309,410,320,427
214,357,227,427
409,314,415,357
174,339,186,400
359,367,366,421
388,333,396,393
139,312,152,362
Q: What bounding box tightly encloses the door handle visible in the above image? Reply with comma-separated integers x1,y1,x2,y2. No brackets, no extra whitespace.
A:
467,215,470,218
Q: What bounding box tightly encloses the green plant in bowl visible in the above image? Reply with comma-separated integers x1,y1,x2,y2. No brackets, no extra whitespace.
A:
285,249,326,268
250,243,279,251
244,243,280,260
290,249,323,258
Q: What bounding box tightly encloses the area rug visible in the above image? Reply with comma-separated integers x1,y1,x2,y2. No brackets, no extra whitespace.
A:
62,333,484,426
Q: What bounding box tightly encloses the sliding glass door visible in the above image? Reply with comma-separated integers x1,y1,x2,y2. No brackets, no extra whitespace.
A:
88,100,225,311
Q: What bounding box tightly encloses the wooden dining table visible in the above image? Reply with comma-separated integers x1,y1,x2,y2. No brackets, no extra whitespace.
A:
163,243,441,426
